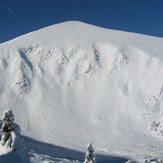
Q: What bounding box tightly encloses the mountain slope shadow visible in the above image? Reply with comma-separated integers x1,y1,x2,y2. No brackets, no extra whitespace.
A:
24,136,129,163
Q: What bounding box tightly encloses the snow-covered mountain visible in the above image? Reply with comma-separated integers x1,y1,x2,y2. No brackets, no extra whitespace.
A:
0,21,163,163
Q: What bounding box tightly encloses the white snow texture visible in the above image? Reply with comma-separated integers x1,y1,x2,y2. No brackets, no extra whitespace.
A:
0,21,163,163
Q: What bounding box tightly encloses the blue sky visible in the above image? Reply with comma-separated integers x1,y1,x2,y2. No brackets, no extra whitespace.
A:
0,0,163,44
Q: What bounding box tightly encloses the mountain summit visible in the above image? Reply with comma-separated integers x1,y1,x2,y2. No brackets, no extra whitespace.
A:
0,21,163,162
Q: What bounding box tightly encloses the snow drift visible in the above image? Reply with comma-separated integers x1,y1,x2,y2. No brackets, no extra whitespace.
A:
0,21,163,162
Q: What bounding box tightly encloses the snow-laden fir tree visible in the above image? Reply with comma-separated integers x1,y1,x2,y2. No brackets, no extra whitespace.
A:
0,110,15,147
84,143,96,163
0,110,25,151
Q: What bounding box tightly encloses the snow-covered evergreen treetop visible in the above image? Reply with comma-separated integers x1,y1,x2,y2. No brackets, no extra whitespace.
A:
84,143,96,163
1,110,14,124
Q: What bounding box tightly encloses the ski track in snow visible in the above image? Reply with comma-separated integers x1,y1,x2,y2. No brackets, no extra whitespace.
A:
0,21,163,162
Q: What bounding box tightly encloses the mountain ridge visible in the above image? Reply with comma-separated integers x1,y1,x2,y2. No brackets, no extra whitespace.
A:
1,21,163,46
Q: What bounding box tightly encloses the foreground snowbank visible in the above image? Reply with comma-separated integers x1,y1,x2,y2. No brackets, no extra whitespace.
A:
0,144,29,163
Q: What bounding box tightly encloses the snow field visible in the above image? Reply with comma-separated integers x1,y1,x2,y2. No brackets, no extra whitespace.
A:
0,21,163,162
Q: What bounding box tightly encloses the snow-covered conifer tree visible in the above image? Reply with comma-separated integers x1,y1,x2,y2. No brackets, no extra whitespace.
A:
1,110,15,148
84,143,96,163
0,110,25,151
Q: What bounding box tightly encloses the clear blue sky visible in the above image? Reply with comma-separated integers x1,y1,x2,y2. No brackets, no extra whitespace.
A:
0,0,163,44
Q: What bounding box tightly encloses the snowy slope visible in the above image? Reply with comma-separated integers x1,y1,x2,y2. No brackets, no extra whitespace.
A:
0,21,163,162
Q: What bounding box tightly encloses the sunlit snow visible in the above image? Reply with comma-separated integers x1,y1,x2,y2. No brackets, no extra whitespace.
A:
0,21,163,163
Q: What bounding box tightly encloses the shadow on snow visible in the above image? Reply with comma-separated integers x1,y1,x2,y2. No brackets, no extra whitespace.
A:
24,136,129,163
0,149,29,163
0,135,129,163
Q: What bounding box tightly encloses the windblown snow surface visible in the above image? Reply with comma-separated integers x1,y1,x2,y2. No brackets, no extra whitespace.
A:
0,21,163,163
